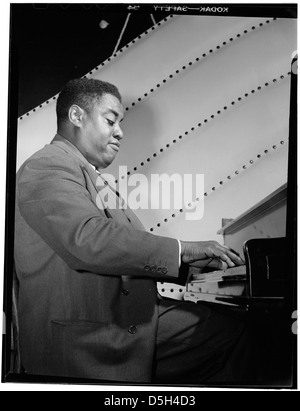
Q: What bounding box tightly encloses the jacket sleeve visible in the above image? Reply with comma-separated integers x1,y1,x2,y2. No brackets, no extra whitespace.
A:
17,154,180,279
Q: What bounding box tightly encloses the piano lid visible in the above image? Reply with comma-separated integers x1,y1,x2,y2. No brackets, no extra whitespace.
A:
217,183,287,236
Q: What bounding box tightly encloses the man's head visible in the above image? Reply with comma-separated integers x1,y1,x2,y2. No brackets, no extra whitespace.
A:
56,78,124,169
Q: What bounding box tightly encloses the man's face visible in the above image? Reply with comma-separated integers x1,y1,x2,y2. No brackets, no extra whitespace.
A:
81,93,124,169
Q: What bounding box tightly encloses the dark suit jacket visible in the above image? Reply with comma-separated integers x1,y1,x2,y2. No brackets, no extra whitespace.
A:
14,134,180,383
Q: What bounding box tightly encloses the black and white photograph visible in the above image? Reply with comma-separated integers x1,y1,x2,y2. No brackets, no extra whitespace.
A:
0,2,298,393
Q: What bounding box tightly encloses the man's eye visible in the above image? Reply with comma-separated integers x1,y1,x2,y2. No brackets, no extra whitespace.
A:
107,119,115,126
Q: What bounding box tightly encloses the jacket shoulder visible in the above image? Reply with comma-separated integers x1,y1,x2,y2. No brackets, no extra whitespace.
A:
17,144,82,178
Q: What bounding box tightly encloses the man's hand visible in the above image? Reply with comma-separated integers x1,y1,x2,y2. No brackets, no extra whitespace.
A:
180,240,244,270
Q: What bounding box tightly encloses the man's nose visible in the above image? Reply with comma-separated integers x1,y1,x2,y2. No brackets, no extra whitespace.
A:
113,124,124,140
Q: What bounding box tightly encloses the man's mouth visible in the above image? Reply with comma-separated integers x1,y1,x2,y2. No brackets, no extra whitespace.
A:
109,142,120,152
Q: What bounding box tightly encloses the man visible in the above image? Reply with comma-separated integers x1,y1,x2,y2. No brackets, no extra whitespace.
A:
14,78,252,384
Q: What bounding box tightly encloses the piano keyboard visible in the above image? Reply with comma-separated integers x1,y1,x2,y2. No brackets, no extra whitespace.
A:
157,265,247,302
191,264,247,282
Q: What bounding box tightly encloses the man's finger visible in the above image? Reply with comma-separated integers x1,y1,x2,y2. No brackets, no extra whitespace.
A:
215,244,244,266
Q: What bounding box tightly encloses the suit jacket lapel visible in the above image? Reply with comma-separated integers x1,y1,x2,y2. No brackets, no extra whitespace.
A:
51,134,146,231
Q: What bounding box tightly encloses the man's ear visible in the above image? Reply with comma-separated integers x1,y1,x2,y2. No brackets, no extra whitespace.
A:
68,105,84,127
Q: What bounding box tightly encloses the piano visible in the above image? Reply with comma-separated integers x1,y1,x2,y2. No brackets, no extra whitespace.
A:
157,183,288,312
157,184,294,385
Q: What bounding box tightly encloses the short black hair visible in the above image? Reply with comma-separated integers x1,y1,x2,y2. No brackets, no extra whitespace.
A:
56,78,122,125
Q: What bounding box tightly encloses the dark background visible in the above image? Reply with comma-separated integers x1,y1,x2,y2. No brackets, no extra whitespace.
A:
10,4,169,117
